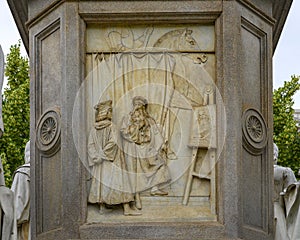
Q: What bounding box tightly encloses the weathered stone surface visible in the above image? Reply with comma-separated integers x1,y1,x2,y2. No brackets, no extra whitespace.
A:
80,26,218,216
6,1,294,239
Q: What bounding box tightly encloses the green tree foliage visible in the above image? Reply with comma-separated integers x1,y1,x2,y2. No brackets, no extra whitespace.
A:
0,42,30,186
273,75,300,176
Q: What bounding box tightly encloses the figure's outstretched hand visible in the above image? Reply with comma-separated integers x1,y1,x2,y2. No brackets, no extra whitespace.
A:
93,157,103,164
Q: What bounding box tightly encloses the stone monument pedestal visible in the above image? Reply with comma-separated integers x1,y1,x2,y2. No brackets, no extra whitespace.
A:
7,0,293,239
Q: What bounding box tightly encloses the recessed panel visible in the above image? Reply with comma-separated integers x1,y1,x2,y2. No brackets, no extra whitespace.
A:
74,24,220,223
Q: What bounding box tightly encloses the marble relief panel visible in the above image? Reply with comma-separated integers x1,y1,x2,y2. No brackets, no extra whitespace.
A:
86,24,215,53
73,24,220,222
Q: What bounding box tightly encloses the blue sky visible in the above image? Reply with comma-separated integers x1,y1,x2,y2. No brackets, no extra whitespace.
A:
0,1,299,107
0,1,27,57
273,1,300,108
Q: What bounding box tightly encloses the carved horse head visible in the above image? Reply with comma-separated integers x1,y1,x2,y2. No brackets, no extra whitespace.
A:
153,28,201,52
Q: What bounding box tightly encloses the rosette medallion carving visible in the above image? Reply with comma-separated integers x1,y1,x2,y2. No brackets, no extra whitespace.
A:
242,108,268,155
36,107,61,156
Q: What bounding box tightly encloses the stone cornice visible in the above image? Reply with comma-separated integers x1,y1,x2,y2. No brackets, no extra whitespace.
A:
272,0,293,50
7,0,29,54
7,0,293,55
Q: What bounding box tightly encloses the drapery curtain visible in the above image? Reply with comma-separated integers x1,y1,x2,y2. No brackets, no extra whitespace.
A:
77,50,217,197
88,52,176,145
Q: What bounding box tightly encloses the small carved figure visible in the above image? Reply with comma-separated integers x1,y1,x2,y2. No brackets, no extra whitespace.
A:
11,141,30,240
121,96,171,210
273,143,300,240
105,26,154,51
88,100,141,216
197,110,210,139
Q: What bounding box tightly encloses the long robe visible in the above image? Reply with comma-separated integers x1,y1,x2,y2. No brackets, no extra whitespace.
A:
121,115,171,193
274,165,300,240
88,123,134,205
0,186,14,240
284,182,300,240
0,156,14,240
11,164,30,240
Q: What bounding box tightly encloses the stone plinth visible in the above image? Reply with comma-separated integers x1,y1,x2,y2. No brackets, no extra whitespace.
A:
8,1,293,239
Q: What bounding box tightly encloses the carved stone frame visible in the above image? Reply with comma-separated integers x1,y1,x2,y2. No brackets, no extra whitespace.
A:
78,2,225,239
28,1,275,239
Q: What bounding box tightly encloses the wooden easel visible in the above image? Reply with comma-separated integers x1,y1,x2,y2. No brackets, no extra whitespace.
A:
182,87,216,214
183,147,208,205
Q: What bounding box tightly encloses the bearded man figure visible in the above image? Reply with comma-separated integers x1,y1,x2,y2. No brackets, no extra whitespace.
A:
121,96,171,210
